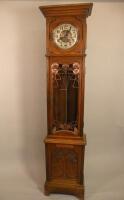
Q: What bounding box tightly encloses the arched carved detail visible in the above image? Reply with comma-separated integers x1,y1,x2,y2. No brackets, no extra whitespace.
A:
51,62,80,88
51,147,78,179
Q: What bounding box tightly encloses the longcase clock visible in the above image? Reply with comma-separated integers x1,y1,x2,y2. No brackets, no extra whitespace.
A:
39,3,93,200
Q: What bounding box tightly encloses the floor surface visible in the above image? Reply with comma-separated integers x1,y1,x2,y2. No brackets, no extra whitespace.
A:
0,160,124,200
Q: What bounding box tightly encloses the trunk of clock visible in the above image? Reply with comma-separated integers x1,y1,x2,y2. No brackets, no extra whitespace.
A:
39,3,93,200
45,56,86,200
45,69,84,197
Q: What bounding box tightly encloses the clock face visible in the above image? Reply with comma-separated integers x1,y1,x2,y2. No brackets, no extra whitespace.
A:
53,23,78,49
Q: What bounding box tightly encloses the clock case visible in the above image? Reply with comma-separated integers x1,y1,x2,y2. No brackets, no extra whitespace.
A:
39,4,93,200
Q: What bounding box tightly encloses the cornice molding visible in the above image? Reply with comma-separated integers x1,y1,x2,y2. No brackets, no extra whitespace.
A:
39,3,93,18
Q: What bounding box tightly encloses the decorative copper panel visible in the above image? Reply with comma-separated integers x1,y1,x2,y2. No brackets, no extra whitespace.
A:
51,62,80,134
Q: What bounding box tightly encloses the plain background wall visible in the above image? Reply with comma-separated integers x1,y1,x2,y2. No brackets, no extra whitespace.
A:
0,1,124,200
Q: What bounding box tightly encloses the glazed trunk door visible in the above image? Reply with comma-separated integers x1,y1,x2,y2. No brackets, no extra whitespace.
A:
50,62,81,135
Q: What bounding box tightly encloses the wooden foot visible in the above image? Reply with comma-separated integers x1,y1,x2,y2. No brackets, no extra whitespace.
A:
44,187,50,196
77,195,84,200
76,191,84,200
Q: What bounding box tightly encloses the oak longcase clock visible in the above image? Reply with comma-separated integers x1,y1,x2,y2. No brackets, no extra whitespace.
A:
39,3,93,200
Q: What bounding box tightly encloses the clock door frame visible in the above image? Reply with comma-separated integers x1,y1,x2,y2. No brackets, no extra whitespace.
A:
46,16,86,56
47,56,85,136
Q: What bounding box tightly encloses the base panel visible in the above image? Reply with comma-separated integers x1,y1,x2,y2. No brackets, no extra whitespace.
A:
45,180,84,200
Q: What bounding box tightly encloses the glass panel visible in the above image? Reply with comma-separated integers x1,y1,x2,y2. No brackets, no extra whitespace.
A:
51,62,80,134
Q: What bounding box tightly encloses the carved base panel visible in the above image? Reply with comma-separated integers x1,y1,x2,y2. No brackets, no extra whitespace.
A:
44,135,86,200
45,179,84,200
